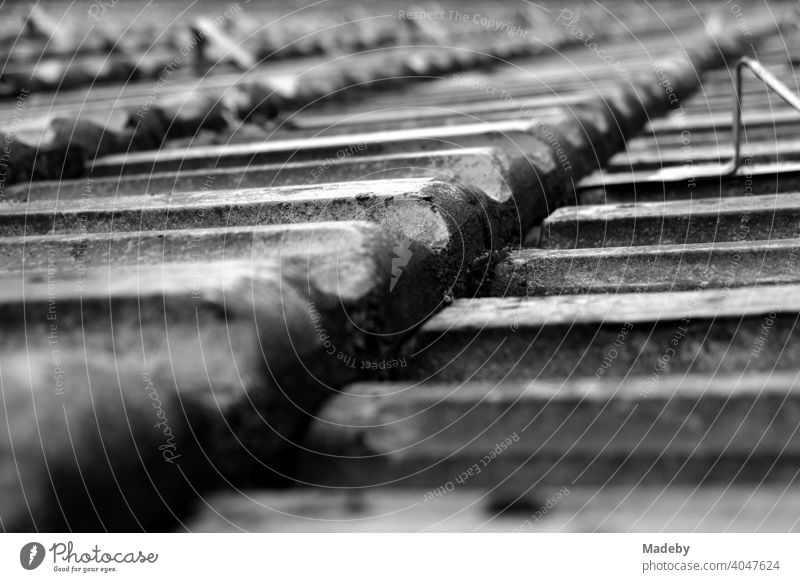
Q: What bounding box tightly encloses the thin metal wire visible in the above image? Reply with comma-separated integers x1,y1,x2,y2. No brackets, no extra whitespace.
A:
725,56,800,175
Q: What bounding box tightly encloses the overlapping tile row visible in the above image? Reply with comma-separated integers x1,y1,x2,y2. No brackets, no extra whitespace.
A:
577,34,800,206
0,173,490,530
0,0,729,188
81,19,771,243
0,0,706,88
282,13,800,515
494,28,800,296
0,1,527,92
294,284,800,490
304,24,798,505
